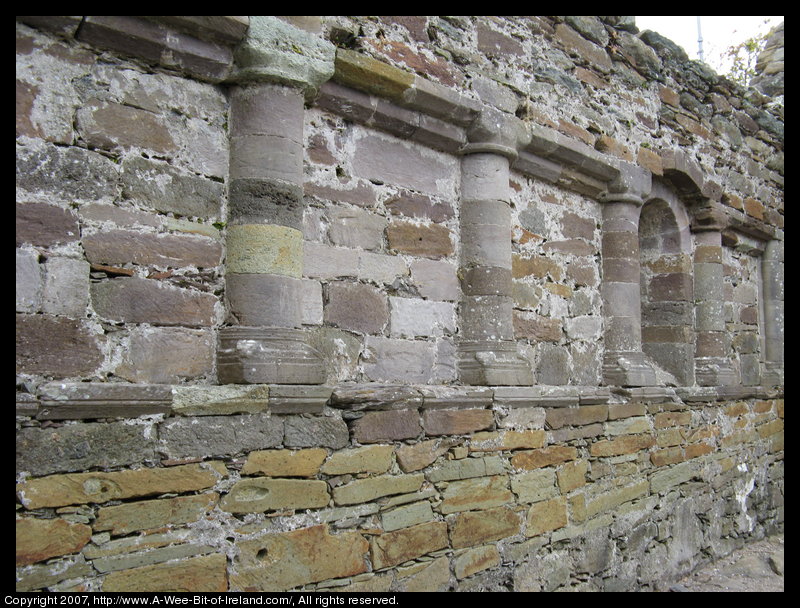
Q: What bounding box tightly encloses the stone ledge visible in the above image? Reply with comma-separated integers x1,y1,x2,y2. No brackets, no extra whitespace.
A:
37,383,173,420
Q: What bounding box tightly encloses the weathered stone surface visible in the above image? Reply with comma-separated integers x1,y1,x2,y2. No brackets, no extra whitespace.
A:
469,430,546,452
381,501,435,532
94,493,218,535
242,448,327,477
284,415,349,449
17,462,227,509
454,545,501,580
16,314,103,377
390,297,456,338
102,554,228,592
410,259,460,301
546,405,608,429
116,327,214,383
326,206,387,250
231,525,368,591
91,278,216,326
159,414,283,460
590,434,655,457
427,456,504,483
448,506,520,548
396,438,455,472
350,409,422,443
77,100,176,154
15,249,41,313
333,473,424,506
525,496,568,537
324,281,388,334
361,337,437,384
386,220,455,258
16,518,92,565
16,202,80,248
41,257,90,317
370,521,448,569
221,478,329,513
422,409,494,436
321,445,394,475
557,459,588,493
121,156,223,219
511,469,558,503
585,480,649,518
16,421,158,477
510,446,578,471
83,230,222,270
439,475,514,514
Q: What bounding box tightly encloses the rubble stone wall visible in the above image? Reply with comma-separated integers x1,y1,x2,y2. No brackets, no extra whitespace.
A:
16,16,783,592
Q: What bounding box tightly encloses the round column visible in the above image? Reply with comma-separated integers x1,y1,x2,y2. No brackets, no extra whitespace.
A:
762,238,784,386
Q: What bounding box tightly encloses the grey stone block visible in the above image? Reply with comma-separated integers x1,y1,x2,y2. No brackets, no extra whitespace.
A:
226,273,303,328
16,249,42,313
37,382,173,420
410,259,459,301
17,421,158,476
389,297,456,338
362,337,436,384
158,413,284,459
115,327,215,384
16,313,104,377
460,295,514,341
324,281,388,335
327,207,387,251
16,202,81,248
229,178,304,230
283,414,349,449
229,84,303,141
229,134,303,183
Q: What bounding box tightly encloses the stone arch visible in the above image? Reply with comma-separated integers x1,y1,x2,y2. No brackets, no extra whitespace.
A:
639,179,694,385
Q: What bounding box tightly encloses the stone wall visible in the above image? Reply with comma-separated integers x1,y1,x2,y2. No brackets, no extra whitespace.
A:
16,16,783,592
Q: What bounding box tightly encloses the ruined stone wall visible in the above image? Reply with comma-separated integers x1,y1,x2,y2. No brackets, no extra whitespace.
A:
16,16,783,592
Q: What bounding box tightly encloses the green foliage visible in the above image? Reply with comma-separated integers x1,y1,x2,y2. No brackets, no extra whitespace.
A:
718,21,771,86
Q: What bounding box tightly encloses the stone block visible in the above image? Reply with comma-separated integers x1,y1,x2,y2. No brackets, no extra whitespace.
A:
460,295,514,340
534,343,571,385
448,506,520,549
361,337,436,384
220,477,329,513
396,438,455,472
16,143,119,203
525,496,568,537
422,409,494,436
120,156,223,219
385,190,455,222
353,133,457,197
16,518,92,566
334,48,414,101
102,554,228,593
284,415,349,449
226,273,303,328
426,456,504,483
556,459,588,493
93,493,218,535
229,178,304,229
469,430,546,452
332,473,424,506
382,501,435,532
386,220,455,258
76,99,176,154
511,468,558,503
454,545,501,580
17,462,227,510
461,266,513,297
83,230,222,270
16,249,41,313
390,297,456,338
304,242,360,278
16,314,103,377
116,327,214,384
585,481,649,518
230,134,303,183
513,312,562,342
358,251,409,285
226,224,302,276
589,434,655,457
158,414,283,460
327,207,387,250
439,475,514,514
370,521,448,569
242,448,327,477
41,257,89,317
16,202,80,248
91,277,216,326
324,281,388,335
510,446,578,471
351,409,422,443
321,445,394,475
545,405,608,430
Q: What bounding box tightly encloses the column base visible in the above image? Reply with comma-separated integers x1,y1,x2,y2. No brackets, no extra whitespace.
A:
603,351,657,387
695,357,738,387
457,341,533,386
218,327,326,385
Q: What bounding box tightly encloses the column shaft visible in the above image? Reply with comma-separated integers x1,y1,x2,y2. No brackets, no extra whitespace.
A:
762,238,784,386
457,152,532,385
601,198,656,386
217,84,324,384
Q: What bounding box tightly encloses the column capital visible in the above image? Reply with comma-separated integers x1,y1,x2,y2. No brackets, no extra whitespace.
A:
460,106,529,161
229,16,335,100
598,162,651,205
690,202,727,233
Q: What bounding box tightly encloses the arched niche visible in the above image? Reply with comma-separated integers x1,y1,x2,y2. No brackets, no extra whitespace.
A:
638,179,695,385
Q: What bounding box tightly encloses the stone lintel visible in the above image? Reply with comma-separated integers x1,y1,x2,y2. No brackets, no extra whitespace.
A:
37,383,173,420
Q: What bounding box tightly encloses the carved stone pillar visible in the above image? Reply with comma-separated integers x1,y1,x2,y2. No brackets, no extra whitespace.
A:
691,208,737,386
599,171,657,387
217,17,334,384
457,108,532,385
762,238,784,386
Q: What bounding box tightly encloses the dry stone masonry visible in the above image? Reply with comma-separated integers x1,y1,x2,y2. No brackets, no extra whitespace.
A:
16,16,783,592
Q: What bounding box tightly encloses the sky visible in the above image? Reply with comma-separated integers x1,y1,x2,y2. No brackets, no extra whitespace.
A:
634,16,783,75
